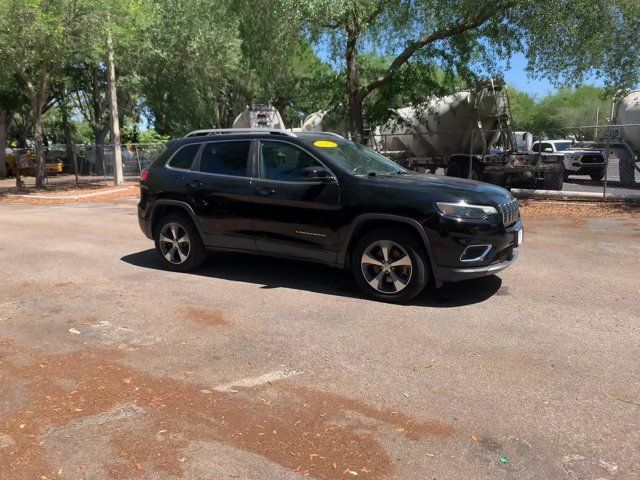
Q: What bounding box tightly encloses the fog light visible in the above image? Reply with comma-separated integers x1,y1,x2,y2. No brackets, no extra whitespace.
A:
460,244,492,262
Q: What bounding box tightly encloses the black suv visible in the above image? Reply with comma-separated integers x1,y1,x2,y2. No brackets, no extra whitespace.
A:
138,130,522,302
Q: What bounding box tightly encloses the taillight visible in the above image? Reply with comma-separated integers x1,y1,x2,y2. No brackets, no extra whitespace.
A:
140,168,149,181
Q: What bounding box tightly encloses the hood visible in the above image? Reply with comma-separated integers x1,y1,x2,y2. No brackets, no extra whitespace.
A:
360,173,513,206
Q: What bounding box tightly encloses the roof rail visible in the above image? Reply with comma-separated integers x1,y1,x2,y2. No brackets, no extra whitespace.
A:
303,131,346,139
184,128,296,138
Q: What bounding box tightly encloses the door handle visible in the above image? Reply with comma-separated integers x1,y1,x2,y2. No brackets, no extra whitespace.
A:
186,180,203,189
254,186,275,195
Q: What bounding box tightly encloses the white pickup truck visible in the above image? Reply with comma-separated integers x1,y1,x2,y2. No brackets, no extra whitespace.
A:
531,140,606,181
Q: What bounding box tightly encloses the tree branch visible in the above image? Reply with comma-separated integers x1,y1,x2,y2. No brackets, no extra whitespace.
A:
363,5,511,95
365,0,388,26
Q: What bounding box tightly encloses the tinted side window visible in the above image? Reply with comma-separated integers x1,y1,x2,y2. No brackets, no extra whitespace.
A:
168,144,200,169
542,143,553,152
260,142,321,181
199,141,251,176
532,143,539,152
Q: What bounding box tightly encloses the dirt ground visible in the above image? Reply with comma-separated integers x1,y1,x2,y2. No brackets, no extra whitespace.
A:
0,197,639,479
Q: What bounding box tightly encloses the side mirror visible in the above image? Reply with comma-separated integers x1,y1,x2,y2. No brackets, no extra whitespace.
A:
301,166,333,181
543,147,553,153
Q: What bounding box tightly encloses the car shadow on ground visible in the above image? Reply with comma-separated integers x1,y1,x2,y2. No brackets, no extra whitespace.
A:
121,249,502,308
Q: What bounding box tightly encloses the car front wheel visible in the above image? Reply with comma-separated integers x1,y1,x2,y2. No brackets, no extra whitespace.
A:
154,213,207,272
352,228,429,303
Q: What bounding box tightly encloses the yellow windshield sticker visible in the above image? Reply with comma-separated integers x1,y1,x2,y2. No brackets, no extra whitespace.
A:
313,140,338,148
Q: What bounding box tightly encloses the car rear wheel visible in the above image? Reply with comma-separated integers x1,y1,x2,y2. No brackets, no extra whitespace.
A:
154,214,207,272
352,228,429,303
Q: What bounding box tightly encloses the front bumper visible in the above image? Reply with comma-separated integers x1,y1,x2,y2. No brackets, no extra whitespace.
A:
434,248,518,286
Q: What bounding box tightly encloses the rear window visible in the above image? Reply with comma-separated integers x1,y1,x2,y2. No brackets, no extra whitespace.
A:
167,144,200,170
199,141,251,177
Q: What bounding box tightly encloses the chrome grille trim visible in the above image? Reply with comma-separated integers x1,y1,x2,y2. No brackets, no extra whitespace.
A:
498,199,520,226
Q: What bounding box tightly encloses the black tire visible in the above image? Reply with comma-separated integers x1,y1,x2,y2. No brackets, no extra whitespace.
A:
351,228,429,303
446,161,462,178
563,170,570,182
589,169,605,182
619,156,636,187
543,172,563,191
154,213,207,272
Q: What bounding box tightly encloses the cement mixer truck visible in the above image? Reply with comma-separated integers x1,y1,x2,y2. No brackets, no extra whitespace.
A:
373,79,565,189
609,91,640,186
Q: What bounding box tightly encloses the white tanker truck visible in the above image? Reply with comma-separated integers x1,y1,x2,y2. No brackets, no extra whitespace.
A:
373,79,565,189
609,91,640,186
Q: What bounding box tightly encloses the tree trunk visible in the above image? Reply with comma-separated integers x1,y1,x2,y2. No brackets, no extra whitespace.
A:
107,30,123,186
59,99,78,184
34,109,45,188
93,126,108,176
33,64,48,189
0,108,7,179
346,27,365,143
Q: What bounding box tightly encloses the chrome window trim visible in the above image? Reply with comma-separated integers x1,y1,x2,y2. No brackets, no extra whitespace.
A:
164,143,204,172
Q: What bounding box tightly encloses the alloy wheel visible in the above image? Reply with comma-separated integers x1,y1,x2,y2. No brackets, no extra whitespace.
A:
159,222,191,264
361,240,413,294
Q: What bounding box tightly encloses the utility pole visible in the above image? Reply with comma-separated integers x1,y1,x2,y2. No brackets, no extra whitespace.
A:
106,29,123,186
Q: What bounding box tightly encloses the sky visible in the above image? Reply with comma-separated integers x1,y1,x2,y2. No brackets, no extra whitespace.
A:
500,53,603,98
312,42,604,99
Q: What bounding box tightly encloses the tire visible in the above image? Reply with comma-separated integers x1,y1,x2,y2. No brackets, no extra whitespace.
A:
619,154,636,187
543,172,563,191
351,228,429,303
446,161,462,178
589,169,605,182
154,213,207,272
563,170,570,182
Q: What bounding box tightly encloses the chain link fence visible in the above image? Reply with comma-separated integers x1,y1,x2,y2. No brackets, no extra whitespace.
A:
3,143,165,187
369,122,640,197
4,123,639,197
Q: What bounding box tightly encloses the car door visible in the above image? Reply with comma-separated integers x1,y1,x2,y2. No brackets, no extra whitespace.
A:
182,139,256,251
250,139,342,264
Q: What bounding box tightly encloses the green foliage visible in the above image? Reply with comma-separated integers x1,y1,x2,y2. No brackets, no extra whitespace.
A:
138,129,170,144
509,85,613,140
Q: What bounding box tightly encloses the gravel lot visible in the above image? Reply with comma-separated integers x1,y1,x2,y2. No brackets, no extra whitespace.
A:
0,197,639,479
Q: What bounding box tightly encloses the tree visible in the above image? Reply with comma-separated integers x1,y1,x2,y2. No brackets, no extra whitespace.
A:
0,72,27,179
0,0,102,187
295,0,640,142
142,0,242,136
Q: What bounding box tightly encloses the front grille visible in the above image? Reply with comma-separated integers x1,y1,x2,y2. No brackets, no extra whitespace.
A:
581,154,604,164
498,199,520,226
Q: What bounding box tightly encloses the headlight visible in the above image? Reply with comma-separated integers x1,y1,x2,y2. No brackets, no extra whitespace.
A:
436,202,498,220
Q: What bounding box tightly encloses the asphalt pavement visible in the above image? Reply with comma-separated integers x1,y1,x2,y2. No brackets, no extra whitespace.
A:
0,198,639,479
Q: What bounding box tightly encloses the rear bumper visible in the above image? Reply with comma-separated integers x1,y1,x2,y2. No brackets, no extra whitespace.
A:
434,248,519,286
138,207,153,239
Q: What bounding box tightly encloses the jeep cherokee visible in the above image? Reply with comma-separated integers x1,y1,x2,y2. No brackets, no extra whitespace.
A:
138,130,522,303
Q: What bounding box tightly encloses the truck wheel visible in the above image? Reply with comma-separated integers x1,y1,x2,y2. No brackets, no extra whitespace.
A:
619,153,636,187
446,161,462,178
543,172,564,191
352,228,429,303
589,169,605,182
154,213,208,272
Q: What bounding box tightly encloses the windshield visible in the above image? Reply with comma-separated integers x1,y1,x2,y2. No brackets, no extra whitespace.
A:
554,142,573,151
308,139,406,175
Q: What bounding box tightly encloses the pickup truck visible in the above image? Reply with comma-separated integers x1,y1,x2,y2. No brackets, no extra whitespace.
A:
531,140,606,181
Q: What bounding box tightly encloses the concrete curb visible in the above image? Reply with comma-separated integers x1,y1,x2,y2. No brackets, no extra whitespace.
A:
511,188,640,203
3,187,130,200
